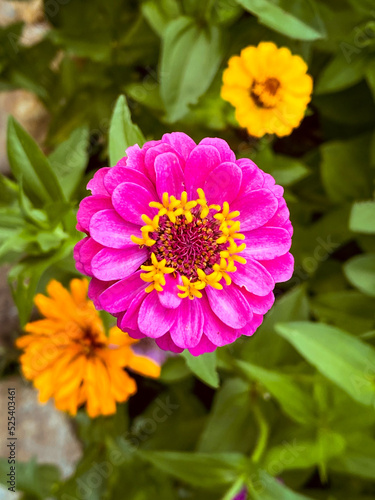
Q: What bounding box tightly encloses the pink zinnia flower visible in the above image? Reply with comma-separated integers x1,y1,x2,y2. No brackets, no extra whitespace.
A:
74,133,293,355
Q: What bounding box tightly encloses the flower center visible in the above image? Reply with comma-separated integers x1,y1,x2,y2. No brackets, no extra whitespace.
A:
151,208,225,280
250,77,281,108
69,319,106,355
131,190,247,299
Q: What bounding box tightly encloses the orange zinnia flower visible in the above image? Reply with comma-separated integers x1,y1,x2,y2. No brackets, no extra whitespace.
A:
16,278,160,418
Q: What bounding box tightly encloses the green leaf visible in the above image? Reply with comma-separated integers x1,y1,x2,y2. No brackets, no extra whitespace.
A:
251,146,309,186
240,286,309,366
49,126,89,199
160,355,191,382
209,0,243,25
248,470,313,499
8,239,75,326
160,17,224,122
350,201,375,234
141,0,181,36
275,322,375,407
310,290,375,335
263,431,346,474
236,0,325,41
314,81,375,127
109,95,145,167
131,388,206,451
320,134,372,203
235,361,315,425
344,254,375,297
0,457,60,498
7,117,64,207
332,434,375,480
182,350,220,388
198,378,255,453
139,450,246,488
0,174,18,206
55,444,107,500
316,53,367,94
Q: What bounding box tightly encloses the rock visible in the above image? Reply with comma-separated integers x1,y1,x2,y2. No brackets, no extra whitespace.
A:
0,376,82,498
0,90,50,175
0,0,49,175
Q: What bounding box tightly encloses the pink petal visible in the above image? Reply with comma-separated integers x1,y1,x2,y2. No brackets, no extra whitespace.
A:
112,182,158,225
264,174,284,197
199,138,236,163
117,288,147,329
156,333,184,353
88,277,115,309
232,259,274,296
98,271,147,313
283,219,293,236
204,162,242,205
265,198,290,228
144,143,176,184
260,253,294,282
155,152,185,199
89,209,139,249
87,167,110,195
74,238,86,273
231,189,278,231
91,246,148,281
184,145,221,199
241,290,275,315
158,273,183,309
242,314,264,336
104,166,157,196
124,144,147,174
200,294,241,347
205,285,251,329
162,132,196,162
79,237,104,276
169,298,204,348
138,292,178,338
237,159,265,196
188,335,217,356
242,227,292,260
77,195,113,232
127,328,147,340
115,156,127,168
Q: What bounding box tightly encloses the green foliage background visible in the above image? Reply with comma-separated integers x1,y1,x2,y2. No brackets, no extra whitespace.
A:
1,0,375,498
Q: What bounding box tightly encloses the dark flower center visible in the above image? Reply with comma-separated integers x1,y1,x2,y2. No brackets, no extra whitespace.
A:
250,78,281,108
150,208,226,281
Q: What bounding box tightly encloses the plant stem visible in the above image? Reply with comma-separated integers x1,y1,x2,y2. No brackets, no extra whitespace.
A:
251,405,269,463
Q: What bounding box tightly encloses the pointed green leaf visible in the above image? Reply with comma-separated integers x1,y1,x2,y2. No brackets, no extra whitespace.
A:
275,322,375,406
109,95,145,166
139,450,245,488
236,0,325,41
49,126,89,199
235,361,315,425
7,117,64,207
198,378,255,452
350,201,375,234
263,431,346,473
320,134,372,203
182,350,219,388
248,470,314,499
344,254,375,297
160,17,224,122
316,53,367,94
